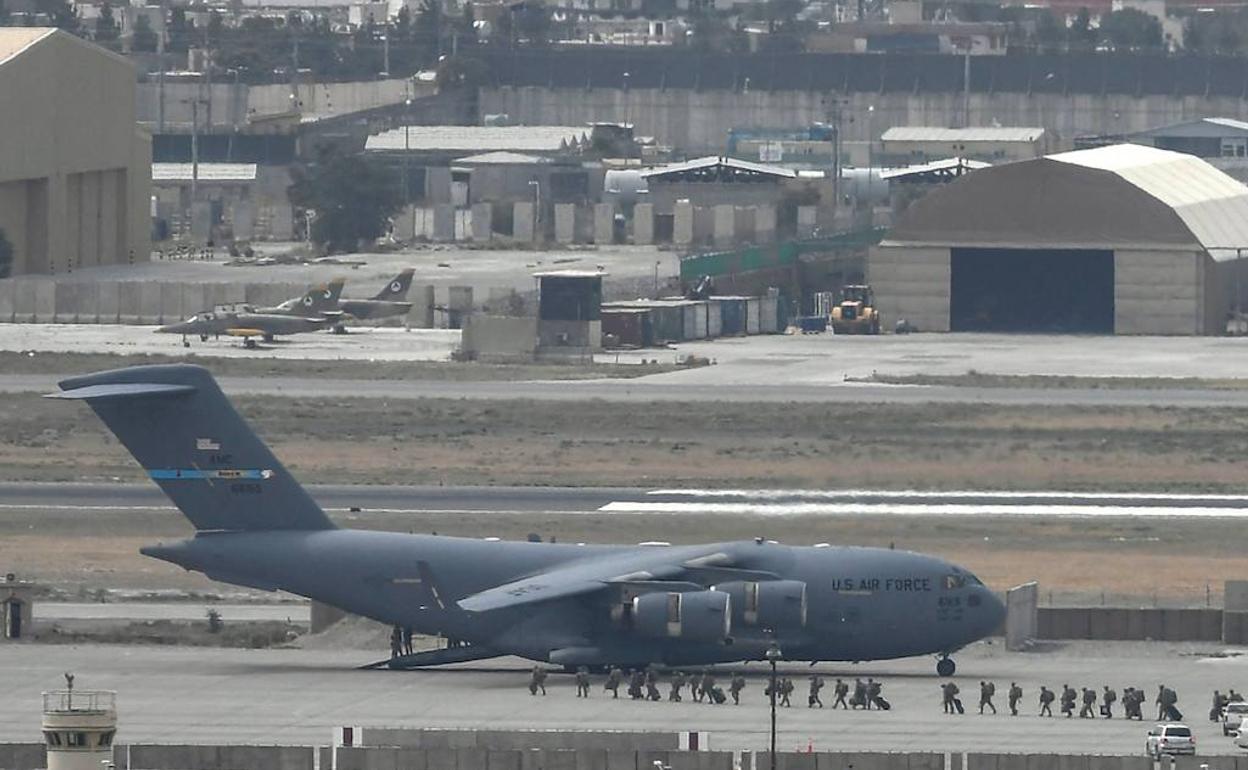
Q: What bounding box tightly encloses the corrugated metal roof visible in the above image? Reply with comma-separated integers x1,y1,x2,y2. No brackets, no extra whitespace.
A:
879,157,991,180
152,163,258,182
0,28,54,68
365,126,588,153
1051,144,1248,260
640,155,797,180
1129,117,1248,140
453,151,552,165
881,126,1046,143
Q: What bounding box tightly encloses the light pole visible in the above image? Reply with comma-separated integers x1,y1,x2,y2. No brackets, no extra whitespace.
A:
404,98,413,238
765,643,781,770
653,260,661,298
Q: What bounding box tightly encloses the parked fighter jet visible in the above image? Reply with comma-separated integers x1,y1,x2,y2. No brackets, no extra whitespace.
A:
339,268,415,322
50,365,1006,674
157,280,343,348
253,278,346,319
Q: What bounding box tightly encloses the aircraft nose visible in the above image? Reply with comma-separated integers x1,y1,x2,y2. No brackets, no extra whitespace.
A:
981,587,1007,635
157,322,187,334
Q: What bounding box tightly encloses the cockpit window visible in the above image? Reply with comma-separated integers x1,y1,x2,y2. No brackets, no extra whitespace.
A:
943,574,966,590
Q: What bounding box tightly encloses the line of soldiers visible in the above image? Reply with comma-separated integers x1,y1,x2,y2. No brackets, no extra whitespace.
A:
940,681,1177,720
563,667,889,711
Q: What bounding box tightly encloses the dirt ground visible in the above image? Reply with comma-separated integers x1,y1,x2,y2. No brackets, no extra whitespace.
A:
10,392,1248,491
0,351,671,381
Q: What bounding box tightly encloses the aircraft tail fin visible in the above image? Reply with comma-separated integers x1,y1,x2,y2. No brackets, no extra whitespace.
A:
290,278,346,317
373,268,414,301
48,365,336,533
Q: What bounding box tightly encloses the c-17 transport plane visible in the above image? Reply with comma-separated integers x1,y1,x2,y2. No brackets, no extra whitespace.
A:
50,365,1005,674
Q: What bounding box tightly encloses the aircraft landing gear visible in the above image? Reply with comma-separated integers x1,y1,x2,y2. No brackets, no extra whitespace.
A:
262,333,275,343
243,337,258,350
936,656,956,677
199,334,209,342
182,335,191,348
333,324,347,335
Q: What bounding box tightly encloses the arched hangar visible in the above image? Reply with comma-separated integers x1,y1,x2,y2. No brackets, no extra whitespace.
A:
869,144,1248,334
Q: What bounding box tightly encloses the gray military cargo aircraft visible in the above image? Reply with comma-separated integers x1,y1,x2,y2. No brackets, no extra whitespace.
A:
158,280,344,348
50,364,1005,675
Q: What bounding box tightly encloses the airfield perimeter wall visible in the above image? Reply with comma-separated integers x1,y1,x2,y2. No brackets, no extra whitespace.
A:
0,278,449,328
0,745,1199,770
1037,608,1224,642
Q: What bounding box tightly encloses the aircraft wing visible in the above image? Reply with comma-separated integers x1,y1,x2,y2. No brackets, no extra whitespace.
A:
456,545,736,613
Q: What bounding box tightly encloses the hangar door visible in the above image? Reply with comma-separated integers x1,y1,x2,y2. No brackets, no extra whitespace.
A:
950,248,1115,333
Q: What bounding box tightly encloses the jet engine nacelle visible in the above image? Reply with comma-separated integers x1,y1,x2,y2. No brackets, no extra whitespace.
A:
632,590,732,642
714,580,807,631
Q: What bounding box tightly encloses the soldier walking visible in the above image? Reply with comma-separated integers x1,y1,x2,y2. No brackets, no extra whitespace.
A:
575,666,591,698
389,626,402,659
645,668,662,701
628,669,645,700
852,678,867,709
700,670,716,705
780,677,794,707
832,679,849,709
868,679,887,710
1102,686,1117,718
529,665,547,696
730,672,746,705
669,671,686,702
1079,687,1097,718
1039,686,1055,717
1123,688,1141,720
1008,683,1022,716
1060,684,1076,718
979,681,997,715
605,667,623,699
808,675,825,708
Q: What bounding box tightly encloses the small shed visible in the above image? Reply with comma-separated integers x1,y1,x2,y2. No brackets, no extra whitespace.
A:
535,270,603,356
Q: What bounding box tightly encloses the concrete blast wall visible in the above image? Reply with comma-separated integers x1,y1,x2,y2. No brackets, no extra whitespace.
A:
1037,608,1222,641
1005,582,1038,652
0,745,1224,770
0,279,433,327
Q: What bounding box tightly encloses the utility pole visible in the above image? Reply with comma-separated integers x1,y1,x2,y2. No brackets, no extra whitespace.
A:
157,5,166,132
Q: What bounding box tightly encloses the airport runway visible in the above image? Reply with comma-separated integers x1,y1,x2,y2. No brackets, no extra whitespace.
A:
1,640,1244,753
6,370,1248,407
7,483,1248,519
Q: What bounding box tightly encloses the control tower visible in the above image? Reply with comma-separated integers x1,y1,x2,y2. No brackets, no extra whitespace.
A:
41,678,117,770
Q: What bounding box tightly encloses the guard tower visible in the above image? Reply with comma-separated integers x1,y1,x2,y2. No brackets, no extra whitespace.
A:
42,678,117,770
534,270,603,361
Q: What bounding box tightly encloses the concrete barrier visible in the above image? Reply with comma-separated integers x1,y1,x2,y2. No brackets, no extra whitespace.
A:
118,282,142,324
555,204,576,244
98,281,120,324
1038,608,1222,642
0,280,14,323
33,279,54,323
122,744,314,770
0,743,44,770
137,281,162,324
594,203,615,245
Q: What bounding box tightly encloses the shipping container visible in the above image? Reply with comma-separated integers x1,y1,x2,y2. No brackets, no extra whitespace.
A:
601,308,652,348
745,297,762,335
706,299,723,338
759,294,779,333
712,296,748,335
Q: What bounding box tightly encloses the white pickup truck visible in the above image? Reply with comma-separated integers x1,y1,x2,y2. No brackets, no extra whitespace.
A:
1224,702,1248,736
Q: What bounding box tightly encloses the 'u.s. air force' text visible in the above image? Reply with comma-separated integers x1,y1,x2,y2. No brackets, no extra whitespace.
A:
830,577,933,592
